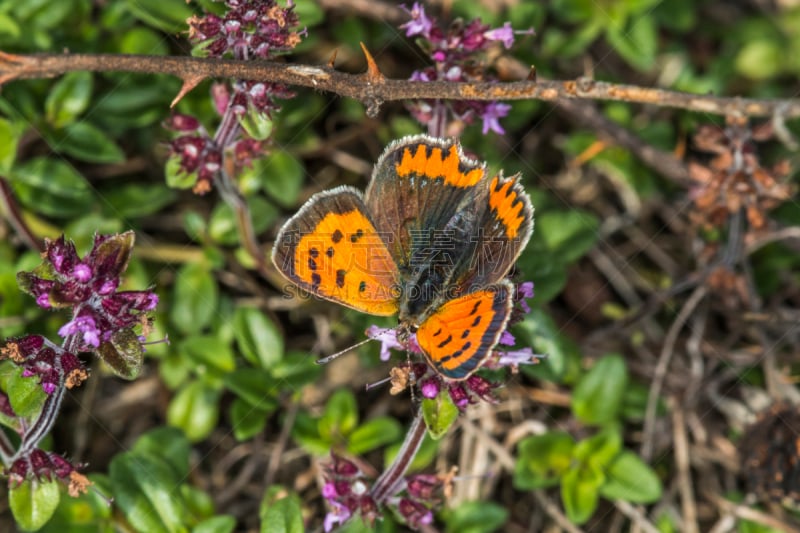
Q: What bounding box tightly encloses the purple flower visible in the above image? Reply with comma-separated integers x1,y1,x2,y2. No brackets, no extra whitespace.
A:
517,281,534,313
481,102,511,135
483,22,515,48
59,313,100,347
400,3,434,38
323,500,352,532
420,378,440,399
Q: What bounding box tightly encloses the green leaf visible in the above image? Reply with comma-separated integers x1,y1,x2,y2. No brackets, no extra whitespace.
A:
0,117,23,172
238,109,273,141
39,474,113,533
535,210,599,264
512,309,567,380
572,354,628,425
735,40,783,80
223,368,278,409
293,0,325,27
124,0,194,33
120,27,169,56
10,479,61,531
10,157,93,218
260,152,305,208
291,411,331,455
180,335,236,375
230,396,271,441
422,389,459,440
6,364,47,418
268,351,323,390
192,516,236,533
45,72,93,128
259,486,304,533
233,306,284,369
165,155,198,190
346,416,403,455
170,262,219,335
167,380,221,442
109,451,187,533
131,427,191,480
514,431,576,490
600,451,662,503
574,427,622,469
52,121,125,163
319,389,358,440
605,15,657,71
561,464,603,525
444,500,508,533
99,183,176,218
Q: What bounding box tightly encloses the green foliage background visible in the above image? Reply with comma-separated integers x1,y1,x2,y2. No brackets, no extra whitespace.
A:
0,0,798,531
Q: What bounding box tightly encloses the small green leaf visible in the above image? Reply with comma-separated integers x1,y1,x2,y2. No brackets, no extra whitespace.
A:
238,109,273,141
53,121,125,163
292,0,325,27
230,396,271,441
260,152,305,208
7,365,47,418
574,427,622,469
109,451,187,533
165,155,198,190
291,411,331,455
10,479,60,531
535,210,600,263
99,183,176,218
605,15,657,71
600,451,662,503
170,262,219,335
233,307,284,369
0,117,22,172
572,354,628,425
180,335,236,374
444,500,508,533
422,390,459,440
319,389,358,440
193,516,236,533
223,368,277,409
513,431,575,490
10,157,93,218
124,0,194,33
268,351,323,390
736,40,783,80
561,464,603,525
131,427,191,480
45,72,93,128
259,486,304,533
167,380,221,442
346,416,402,455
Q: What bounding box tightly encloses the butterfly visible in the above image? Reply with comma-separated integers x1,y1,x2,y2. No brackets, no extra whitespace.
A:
271,135,533,380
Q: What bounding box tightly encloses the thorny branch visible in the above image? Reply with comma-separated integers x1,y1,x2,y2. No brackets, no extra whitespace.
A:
1,52,800,119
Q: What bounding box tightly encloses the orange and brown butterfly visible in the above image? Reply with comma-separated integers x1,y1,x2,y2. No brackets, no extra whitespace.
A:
271,135,534,380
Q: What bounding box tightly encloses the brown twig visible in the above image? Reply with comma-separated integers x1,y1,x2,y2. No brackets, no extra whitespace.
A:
672,405,699,533
1,52,799,118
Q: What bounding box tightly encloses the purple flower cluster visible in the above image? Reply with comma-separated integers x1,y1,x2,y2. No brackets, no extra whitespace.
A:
171,0,303,194
187,0,303,60
0,232,158,497
322,454,446,531
400,2,534,136
16,233,158,355
0,335,86,395
5,449,90,497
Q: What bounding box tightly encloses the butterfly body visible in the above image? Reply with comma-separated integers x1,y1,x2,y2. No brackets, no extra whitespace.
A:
272,135,533,380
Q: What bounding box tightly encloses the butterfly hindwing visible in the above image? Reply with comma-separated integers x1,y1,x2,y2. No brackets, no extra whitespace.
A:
271,186,401,316
415,280,514,380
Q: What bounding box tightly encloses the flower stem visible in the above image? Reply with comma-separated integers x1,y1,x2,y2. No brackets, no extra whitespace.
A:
370,408,426,503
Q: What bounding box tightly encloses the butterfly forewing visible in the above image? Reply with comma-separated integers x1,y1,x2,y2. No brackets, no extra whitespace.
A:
272,186,401,316
415,281,514,380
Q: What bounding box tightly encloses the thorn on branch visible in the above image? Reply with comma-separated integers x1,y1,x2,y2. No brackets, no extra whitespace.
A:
171,75,206,108
328,49,338,68
359,42,384,84
0,50,29,85
527,65,537,82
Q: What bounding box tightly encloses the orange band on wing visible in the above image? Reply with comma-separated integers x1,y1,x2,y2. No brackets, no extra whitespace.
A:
489,176,527,239
395,144,484,187
292,210,399,315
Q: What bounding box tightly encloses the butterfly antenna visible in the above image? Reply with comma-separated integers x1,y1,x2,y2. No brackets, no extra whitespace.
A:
316,337,375,365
